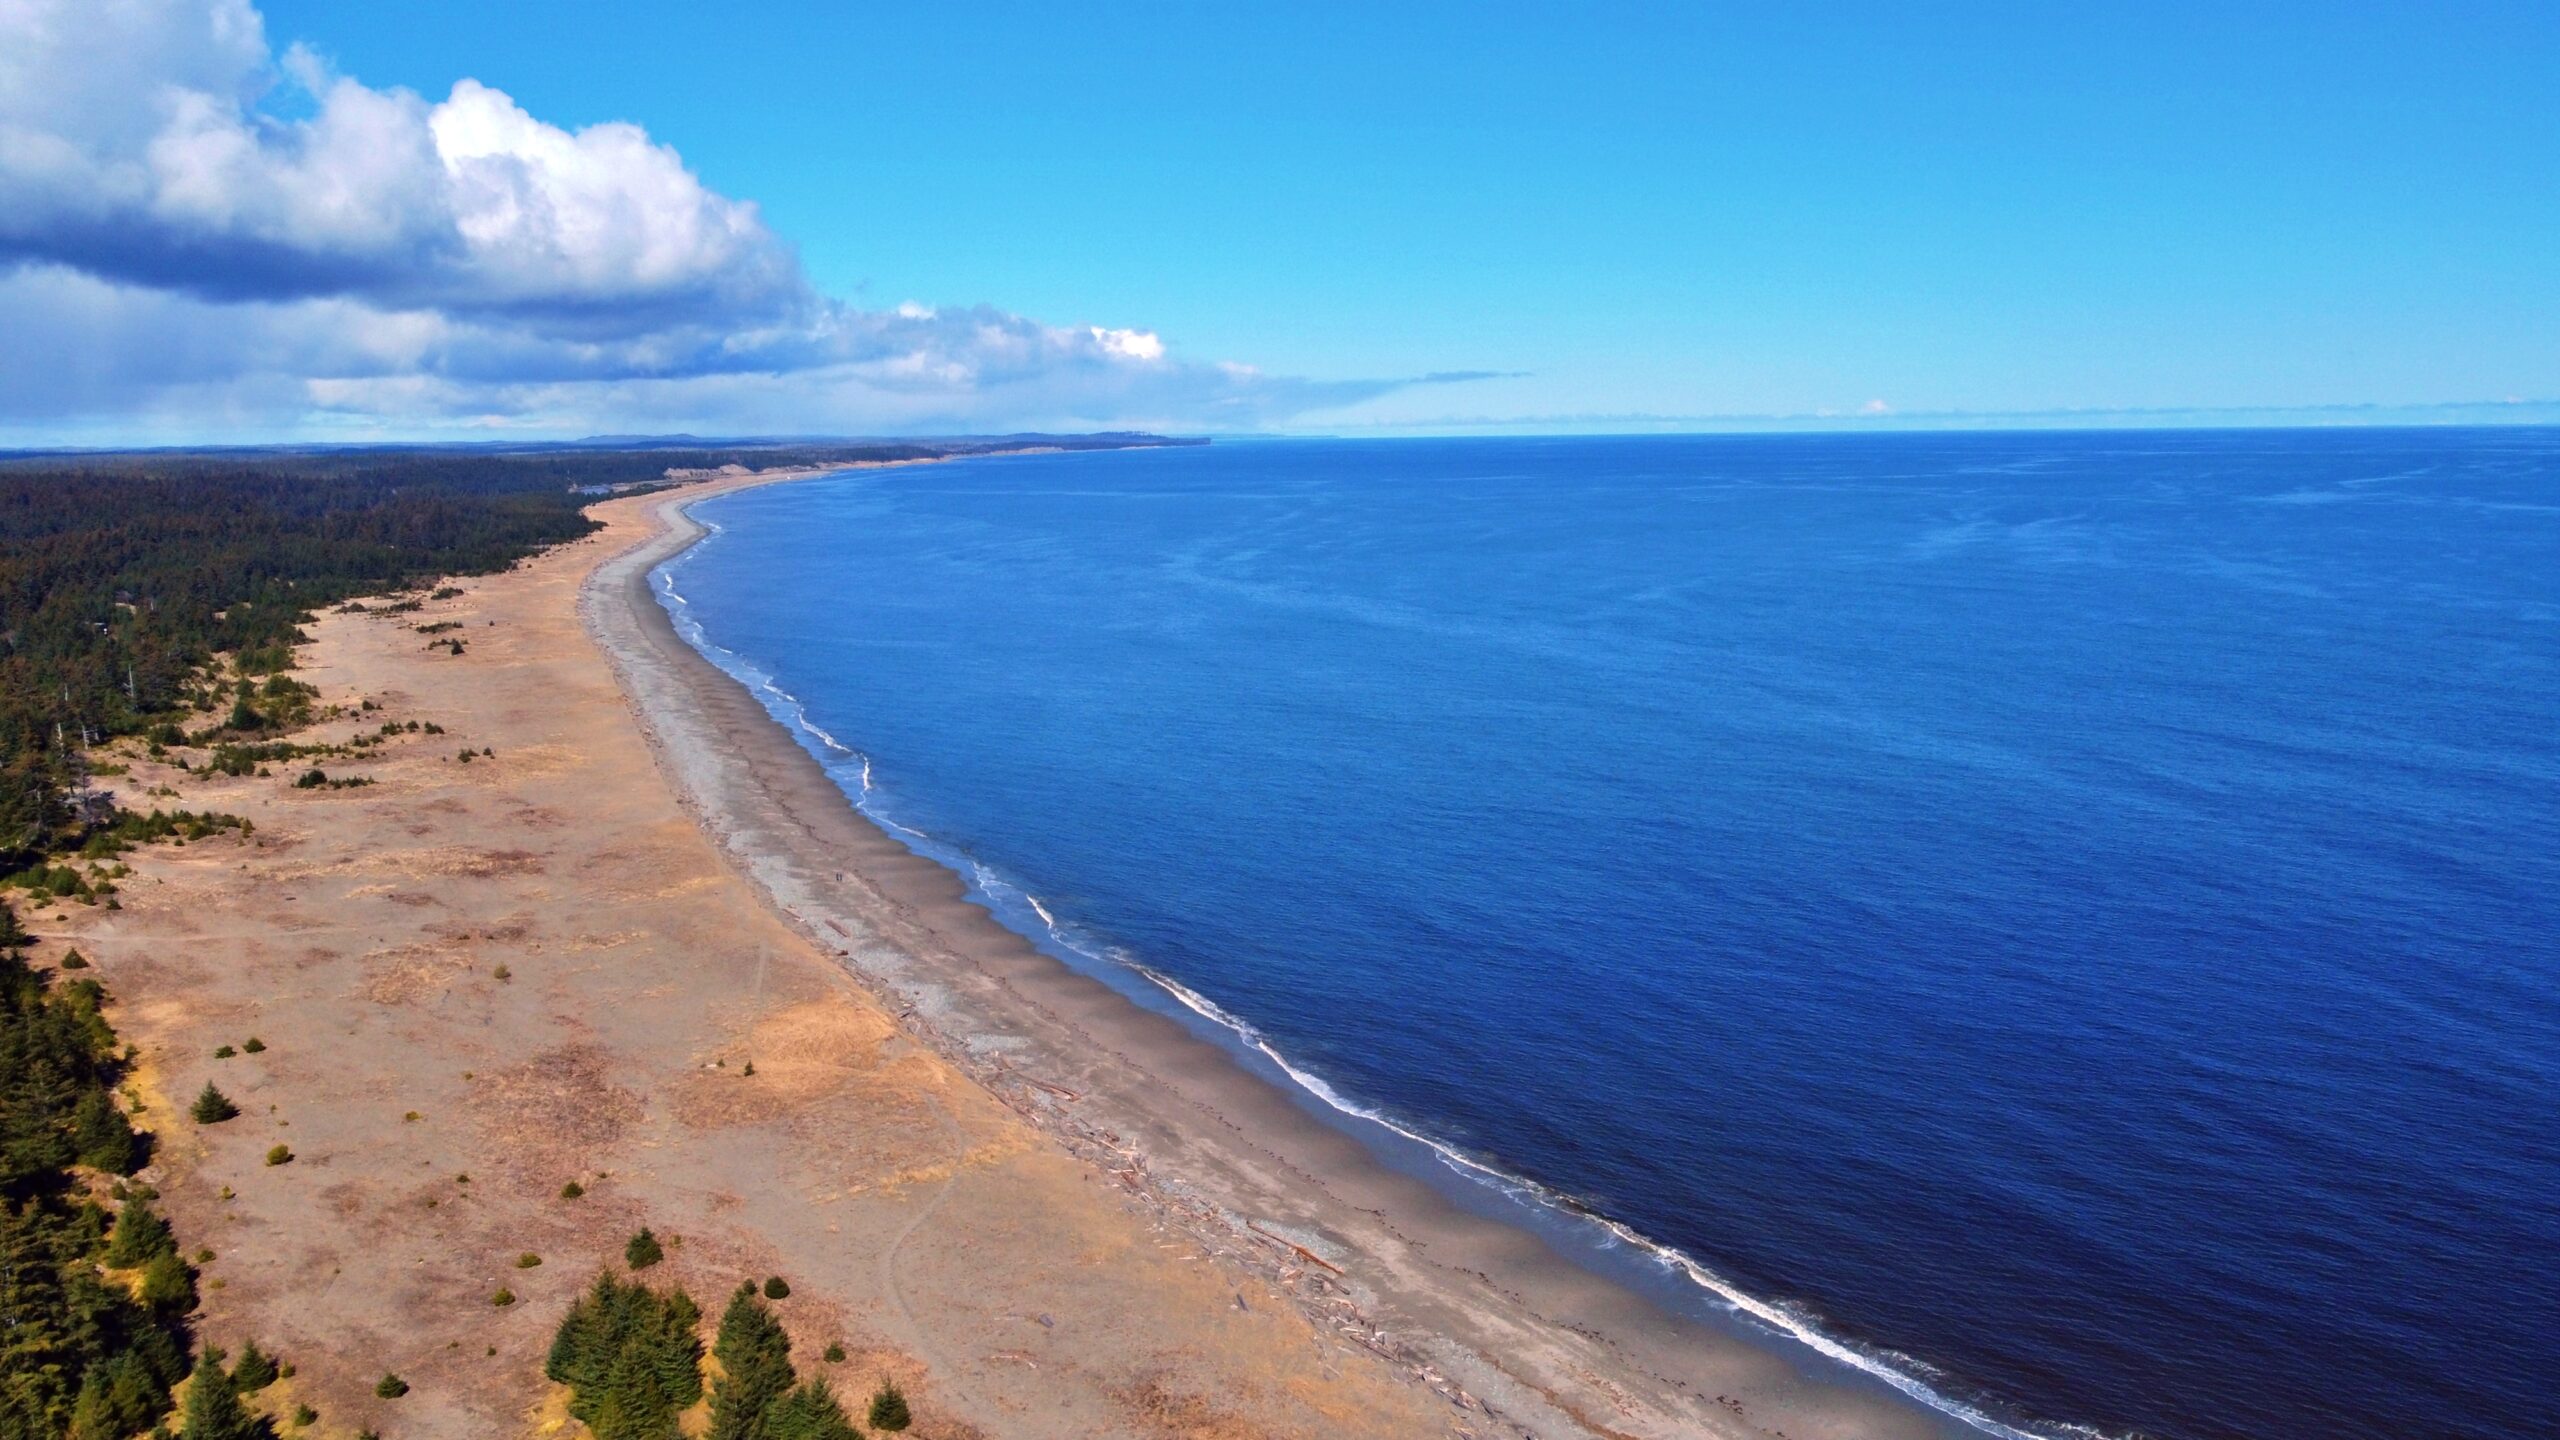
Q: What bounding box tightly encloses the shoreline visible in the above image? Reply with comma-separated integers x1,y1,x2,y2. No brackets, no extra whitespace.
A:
589,463,1972,1440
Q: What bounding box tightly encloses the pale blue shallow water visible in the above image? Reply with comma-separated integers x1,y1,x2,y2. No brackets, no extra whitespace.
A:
659,431,2560,1440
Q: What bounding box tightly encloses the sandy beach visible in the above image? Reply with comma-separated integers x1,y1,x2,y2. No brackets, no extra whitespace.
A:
36,462,1956,1440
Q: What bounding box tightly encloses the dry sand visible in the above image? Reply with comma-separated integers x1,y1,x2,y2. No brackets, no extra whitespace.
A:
34,463,1958,1440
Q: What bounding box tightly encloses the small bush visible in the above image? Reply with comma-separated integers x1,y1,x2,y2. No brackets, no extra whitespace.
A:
293,1403,318,1426
59,948,89,969
242,1036,265,1054
293,768,327,788
192,1083,240,1123
515,1252,542,1269
823,1342,845,1363
375,1373,409,1399
763,1275,790,1300
214,1044,235,1059
560,1180,584,1199
868,1380,911,1432
492,1287,516,1307
491,964,511,981
264,1144,293,1166
625,1228,663,1270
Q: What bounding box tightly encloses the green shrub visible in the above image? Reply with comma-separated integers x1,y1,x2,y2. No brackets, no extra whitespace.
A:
192,1084,240,1123
515,1252,542,1269
560,1180,585,1199
625,1228,664,1270
214,1044,235,1059
242,1037,265,1054
374,1374,408,1399
762,1276,790,1300
821,1343,845,1364
293,769,327,788
59,947,89,969
492,1288,516,1307
293,1403,318,1426
264,1144,293,1166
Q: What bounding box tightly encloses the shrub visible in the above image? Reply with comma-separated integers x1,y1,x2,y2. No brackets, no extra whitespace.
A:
625,1228,663,1270
762,1276,790,1300
491,963,511,981
214,1045,235,1059
867,1380,911,1432
492,1288,516,1307
193,1084,240,1123
560,1180,585,1199
375,1374,409,1399
264,1144,293,1166
822,1343,845,1364
59,947,89,969
242,1037,265,1054
515,1252,542,1269
293,769,326,788
293,1403,318,1426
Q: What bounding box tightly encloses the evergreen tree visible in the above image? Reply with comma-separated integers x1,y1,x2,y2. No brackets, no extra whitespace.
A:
72,1088,140,1173
767,1378,860,1440
177,1352,265,1439
104,1196,175,1267
707,1283,796,1440
624,1227,663,1270
230,1340,279,1392
137,1248,195,1314
866,1381,911,1433
67,1351,165,1440
190,1083,240,1124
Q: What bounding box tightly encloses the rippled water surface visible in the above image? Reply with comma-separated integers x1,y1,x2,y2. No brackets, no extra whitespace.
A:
664,432,2560,1440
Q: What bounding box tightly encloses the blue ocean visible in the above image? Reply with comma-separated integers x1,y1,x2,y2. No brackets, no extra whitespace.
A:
658,432,2559,1440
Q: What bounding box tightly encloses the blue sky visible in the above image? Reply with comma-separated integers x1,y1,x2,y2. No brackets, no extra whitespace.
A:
5,1,2556,439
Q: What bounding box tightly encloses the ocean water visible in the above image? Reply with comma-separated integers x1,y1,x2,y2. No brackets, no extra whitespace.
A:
658,432,2560,1440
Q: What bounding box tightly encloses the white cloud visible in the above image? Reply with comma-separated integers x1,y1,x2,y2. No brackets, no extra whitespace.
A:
0,0,1411,439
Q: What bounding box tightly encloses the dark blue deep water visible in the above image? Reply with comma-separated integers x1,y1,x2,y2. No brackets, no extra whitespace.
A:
661,432,2559,1440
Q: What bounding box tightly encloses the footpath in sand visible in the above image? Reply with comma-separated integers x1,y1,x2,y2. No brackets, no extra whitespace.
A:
35,480,1456,1440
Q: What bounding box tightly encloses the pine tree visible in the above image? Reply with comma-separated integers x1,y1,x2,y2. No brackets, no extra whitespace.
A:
866,1380,911,1433
191,1083,240,1124
707,1283,796,1440
177,1351,264,1439
104,1196,175,1267
624,1226,663,1270
231,1340,280,1392
767,1378,860,1440
72,1088,140,1172
138,1248,196,1313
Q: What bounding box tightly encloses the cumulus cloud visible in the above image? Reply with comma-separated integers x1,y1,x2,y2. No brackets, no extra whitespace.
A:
0,0,1413,438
